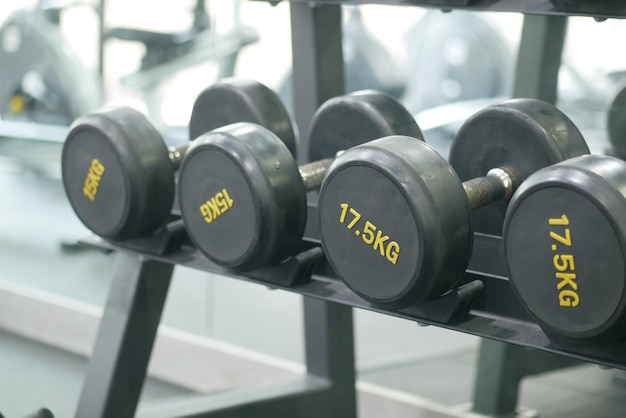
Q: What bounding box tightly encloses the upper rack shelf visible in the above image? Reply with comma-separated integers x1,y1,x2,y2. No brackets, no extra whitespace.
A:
274,0,626,19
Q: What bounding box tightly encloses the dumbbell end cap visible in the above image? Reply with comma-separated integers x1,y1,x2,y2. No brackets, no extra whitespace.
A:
62,107,174,240
319,136,471,308
179,123,306,271
505,154,626,342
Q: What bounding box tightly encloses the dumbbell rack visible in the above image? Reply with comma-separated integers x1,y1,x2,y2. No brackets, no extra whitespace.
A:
74,2,626,418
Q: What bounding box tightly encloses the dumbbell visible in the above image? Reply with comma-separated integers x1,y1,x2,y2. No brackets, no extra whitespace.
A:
607,82,626,158
178,90,424,271
504,153,626,342
25,409,54,418
318,98,589,308
61,79,295,240
0,409,55,418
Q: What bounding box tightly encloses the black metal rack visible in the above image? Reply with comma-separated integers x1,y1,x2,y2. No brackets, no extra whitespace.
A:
73,2,626,418
82,208,626,371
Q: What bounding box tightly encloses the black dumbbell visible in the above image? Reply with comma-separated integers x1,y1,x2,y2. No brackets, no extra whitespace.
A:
318,98,589,308
608,82,626,159
189,79,296,152
178,90,424,271
61,79,295,240
25,409,54,418
504,154,626,342
1,409,56,418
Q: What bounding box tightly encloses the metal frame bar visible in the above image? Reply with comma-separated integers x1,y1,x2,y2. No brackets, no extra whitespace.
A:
513,14,568,103
289,5,358,415
472,340,582,416
303,298,357,418
290,3,344,164
97,0,106,95
75,254,174,418
137,377,332,418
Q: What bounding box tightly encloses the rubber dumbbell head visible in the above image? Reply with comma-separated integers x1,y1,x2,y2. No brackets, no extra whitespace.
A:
318,98,589,308
62,79,295,240
178,90,423,271
505,154,626,342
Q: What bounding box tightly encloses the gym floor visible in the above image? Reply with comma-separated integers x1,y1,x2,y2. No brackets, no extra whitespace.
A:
2,323,626,418
1,2,625,417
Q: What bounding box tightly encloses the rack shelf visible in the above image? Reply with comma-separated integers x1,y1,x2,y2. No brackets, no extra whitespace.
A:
85,200,626,371
279,0,626,19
